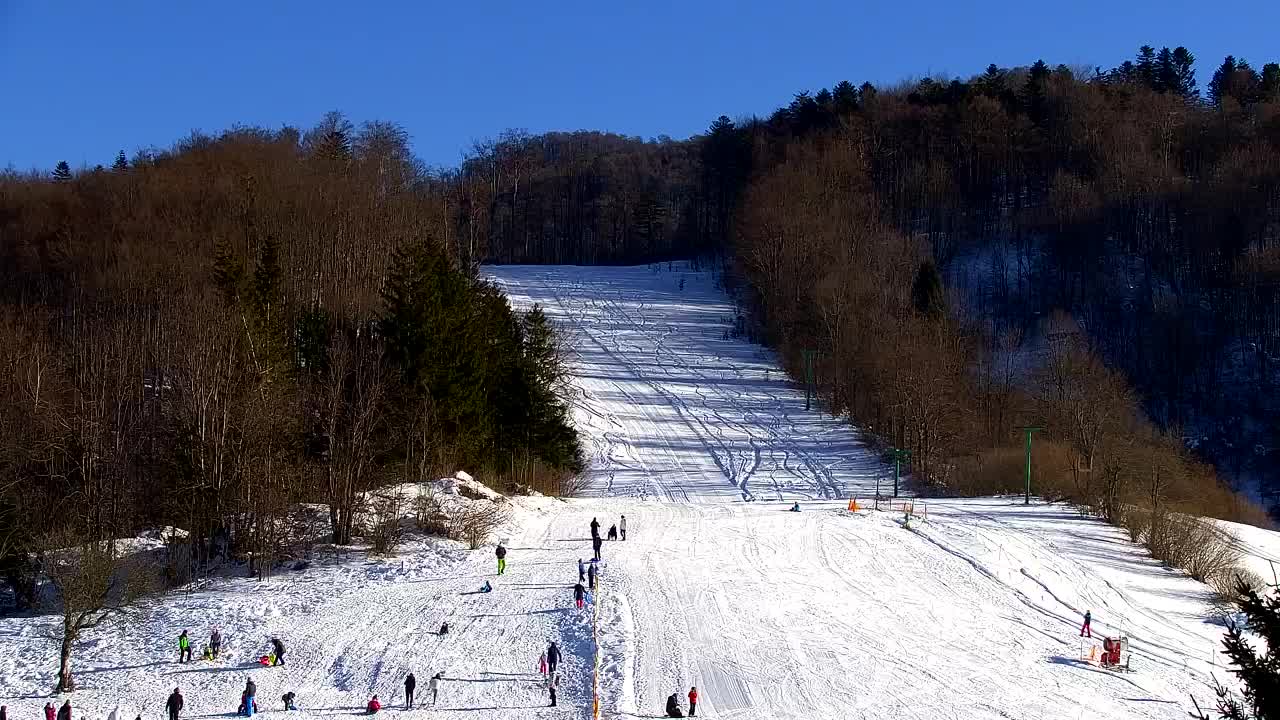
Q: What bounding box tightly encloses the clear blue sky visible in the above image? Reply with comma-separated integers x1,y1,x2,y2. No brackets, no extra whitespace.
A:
2,1,1276,172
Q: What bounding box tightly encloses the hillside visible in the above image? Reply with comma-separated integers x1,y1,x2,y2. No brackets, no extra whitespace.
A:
0,263,1272,720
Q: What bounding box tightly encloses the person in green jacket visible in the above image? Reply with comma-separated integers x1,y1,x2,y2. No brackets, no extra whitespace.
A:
178,630,192,663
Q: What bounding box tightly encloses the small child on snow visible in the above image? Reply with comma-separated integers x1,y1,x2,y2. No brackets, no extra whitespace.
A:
538,650,548,675
365,696,381,715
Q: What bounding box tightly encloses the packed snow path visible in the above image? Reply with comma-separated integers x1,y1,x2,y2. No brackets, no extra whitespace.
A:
490,264,885,503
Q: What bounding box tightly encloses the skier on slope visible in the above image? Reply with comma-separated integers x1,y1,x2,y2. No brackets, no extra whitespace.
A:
1080,610,1092,638
547,641,562,675
166,688,184,720
620,514,627,541
574,581,586,608
495,543,507,575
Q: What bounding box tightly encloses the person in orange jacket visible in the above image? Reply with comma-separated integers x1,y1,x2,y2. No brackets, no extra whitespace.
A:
688,686,698,716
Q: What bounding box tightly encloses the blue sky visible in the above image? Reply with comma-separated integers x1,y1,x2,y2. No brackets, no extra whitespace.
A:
2,1,1276,172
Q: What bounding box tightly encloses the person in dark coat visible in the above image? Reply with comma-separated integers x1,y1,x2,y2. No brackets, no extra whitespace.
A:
546,641,561,675
495,544,507,575
546,672,558,707
166,688,184,720
578,558,586,581
57,701,72,720
587,561,598,590
2,704,8,720
590,518,600,539
573,582,586,608
281,692,297,711
271,637,285,666
666,693,684,717
607,525,618,541
404,673,417,709
592,535,603,561
210,628,222,659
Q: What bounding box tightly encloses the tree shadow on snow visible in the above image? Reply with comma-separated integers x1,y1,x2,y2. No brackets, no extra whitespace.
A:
470,608,567,619
81,660,169,674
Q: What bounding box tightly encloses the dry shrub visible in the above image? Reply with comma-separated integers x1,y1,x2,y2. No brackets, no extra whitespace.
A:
367,490,407,556
1145,511,1240,582
413,489,450,537
450,500,513,549
1207,566,1268,607
491,456,587,498
949,439,1077,499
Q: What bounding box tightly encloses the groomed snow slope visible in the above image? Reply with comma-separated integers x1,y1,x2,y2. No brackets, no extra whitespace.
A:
2,263,1274,720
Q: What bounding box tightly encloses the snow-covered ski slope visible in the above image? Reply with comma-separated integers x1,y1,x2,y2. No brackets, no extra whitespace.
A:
489,264,884,503
489,263,1278,719
2,263,1275,720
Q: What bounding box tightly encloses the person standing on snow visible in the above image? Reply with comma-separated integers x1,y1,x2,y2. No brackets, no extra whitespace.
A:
573,581,586,609
210,628,222,659
592,535,603,561
547,641,561,675
57,700,72,720
587,560,598,590
404,672,416,709
1080,610,1092,638
428,673,442,705
496,543,507,575
578,558,586,581
538,650,548,676
178,630,192,663
546,672,558,707
590,518,600,539
166,688,184,720
271,637,286,666
242,678,258,717
688,686,699,716
620,514,627,541
43,703,55,720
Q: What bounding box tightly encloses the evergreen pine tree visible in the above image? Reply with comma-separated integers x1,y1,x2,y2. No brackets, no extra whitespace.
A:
1136,45,1158,90
832,80,859,114
211,240,244,305
1204,581,1280,719
1023,60,1051,127
911,260,946,319
1209,56,1238,107
52,161,72,183
112,151,128,172
1261,63,1280,102
1172,47,1198,100
1154,47,1179,94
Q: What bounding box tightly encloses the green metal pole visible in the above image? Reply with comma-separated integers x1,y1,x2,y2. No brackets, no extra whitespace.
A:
894,455,900,498
1024,430,1032,506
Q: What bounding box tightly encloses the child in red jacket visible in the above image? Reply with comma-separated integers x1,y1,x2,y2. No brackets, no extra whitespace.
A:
688,687,698,716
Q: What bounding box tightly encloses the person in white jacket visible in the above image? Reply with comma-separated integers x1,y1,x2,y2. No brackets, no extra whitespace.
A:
428,673,441,705
619,515,628,541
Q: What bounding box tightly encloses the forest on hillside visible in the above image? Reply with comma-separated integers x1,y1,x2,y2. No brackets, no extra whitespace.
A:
0,119,581,606
2,43,1278,606
451,47,1280,521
